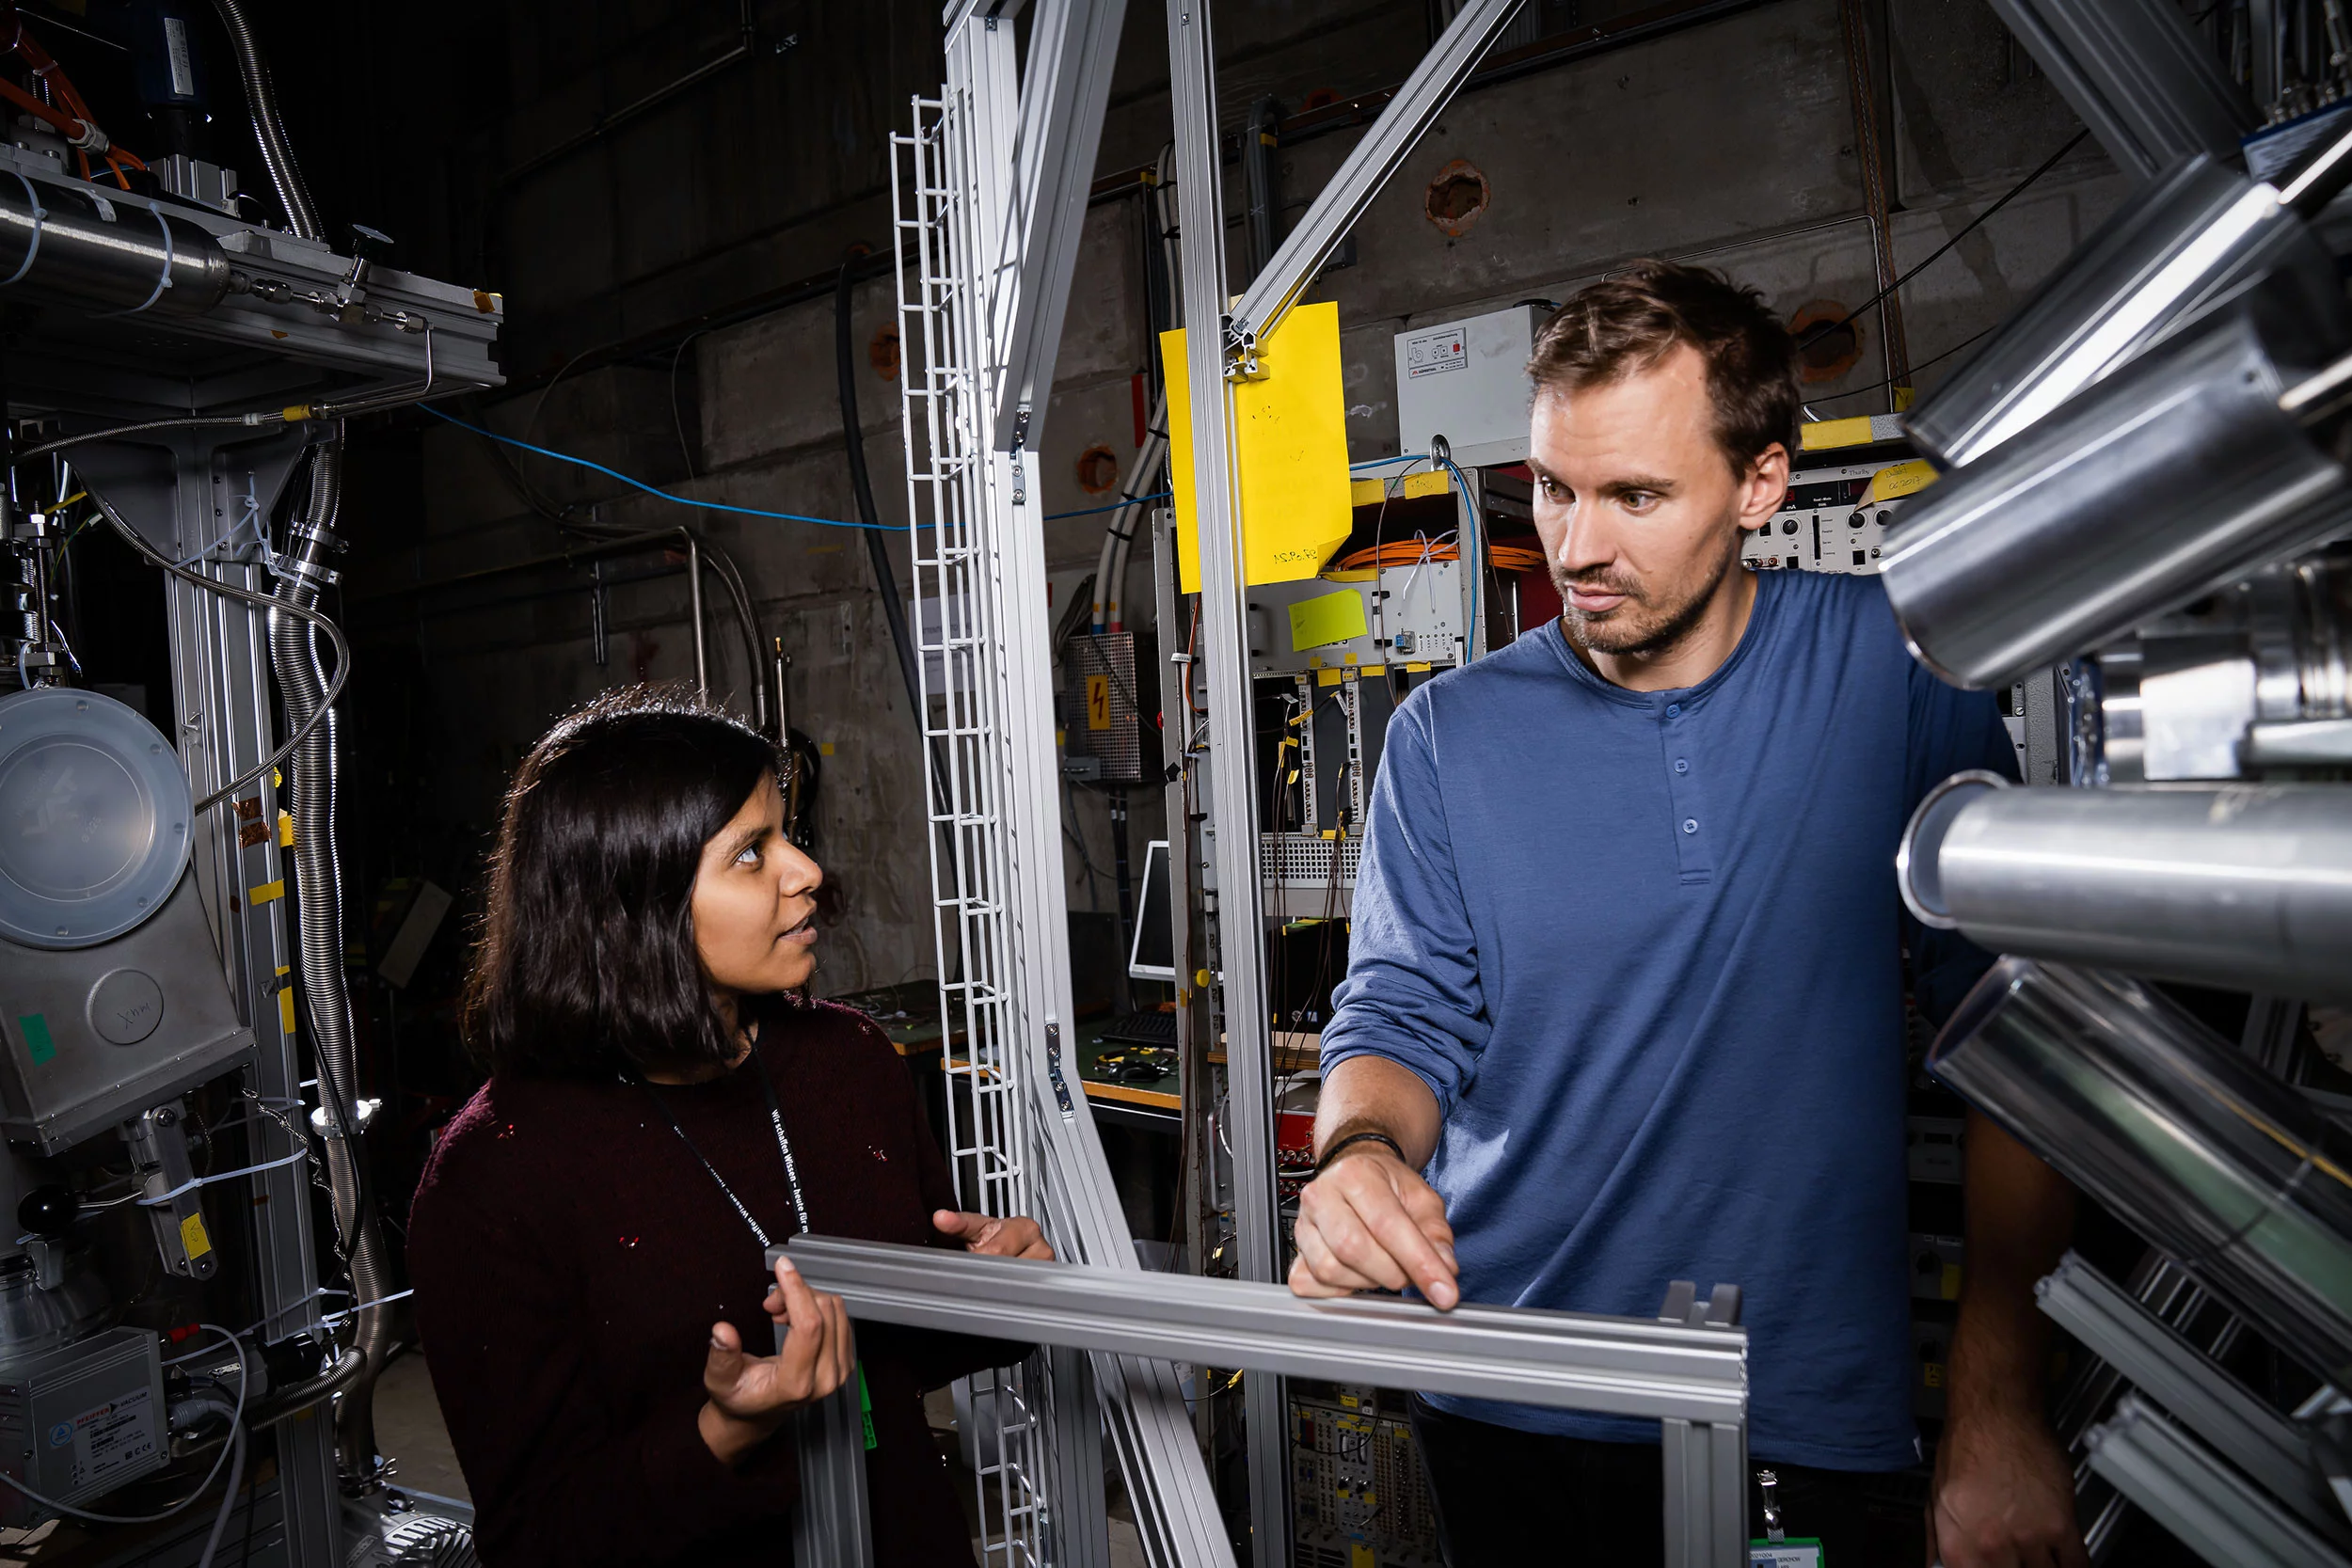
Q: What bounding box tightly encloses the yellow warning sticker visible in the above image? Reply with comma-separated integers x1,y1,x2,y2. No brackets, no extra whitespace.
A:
1086,673,1111,731
180,1212,213,1260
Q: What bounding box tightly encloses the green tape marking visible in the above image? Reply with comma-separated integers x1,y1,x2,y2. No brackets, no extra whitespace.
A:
17,1015,55,1066
858,1363,876,1451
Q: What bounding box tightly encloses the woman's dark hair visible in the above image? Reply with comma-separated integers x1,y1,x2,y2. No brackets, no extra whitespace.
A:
463,685,786,1079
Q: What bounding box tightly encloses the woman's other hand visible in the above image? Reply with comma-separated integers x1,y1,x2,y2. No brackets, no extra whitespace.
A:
697,1255,856,1465
933,1210,1056,1260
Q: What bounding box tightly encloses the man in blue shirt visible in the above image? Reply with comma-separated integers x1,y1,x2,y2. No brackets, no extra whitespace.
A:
1295,262,2083,1566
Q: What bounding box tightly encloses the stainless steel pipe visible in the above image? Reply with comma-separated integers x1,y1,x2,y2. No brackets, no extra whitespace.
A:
0,176,230,318
1929,958,2352,1385
1899,773,2352,1003
1905,141,2349,469
1878,298,2350,690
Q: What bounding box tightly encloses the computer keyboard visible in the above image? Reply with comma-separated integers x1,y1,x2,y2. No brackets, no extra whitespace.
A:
1099,1010,1178,1046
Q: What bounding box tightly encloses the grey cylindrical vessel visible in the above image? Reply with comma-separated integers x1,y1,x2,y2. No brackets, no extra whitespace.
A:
1929,958,2352,1385
1878,298,2349,690
1904,153,2347,469
0,176,230,318
1898,774,2352,1004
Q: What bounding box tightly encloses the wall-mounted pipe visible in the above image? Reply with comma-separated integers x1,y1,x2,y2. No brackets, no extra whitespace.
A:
1899,772,2352,1004
1929,958,2352,1386
1879,296,2351,690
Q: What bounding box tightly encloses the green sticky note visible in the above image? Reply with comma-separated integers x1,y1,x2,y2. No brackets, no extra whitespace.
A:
17,1014,55,1066
1288,588,1367,651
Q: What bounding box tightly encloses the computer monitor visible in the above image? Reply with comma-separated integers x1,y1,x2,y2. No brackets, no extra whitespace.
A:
1129,840,1176,982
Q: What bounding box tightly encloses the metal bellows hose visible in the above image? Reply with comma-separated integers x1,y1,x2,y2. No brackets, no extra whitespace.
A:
209,0,322,241
266,439,393,1482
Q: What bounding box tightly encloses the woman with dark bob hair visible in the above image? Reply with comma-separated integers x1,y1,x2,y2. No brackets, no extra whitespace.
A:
407,687,1044,1566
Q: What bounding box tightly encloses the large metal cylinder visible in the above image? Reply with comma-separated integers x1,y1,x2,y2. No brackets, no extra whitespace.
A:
1899,772,2352,1003
1904,152,2347,468
1929,958,2352,1386
0,175,230,318
1878,297,2350,690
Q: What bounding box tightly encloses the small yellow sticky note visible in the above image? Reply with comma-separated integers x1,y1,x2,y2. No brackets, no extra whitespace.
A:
1289,589,1367,651
1352,1545,1375,1568
180,1212,213,1260
1085,673,1111,731
1347,468,1452,506
277,810,294,847
1316,669,1345,687
1868,459,1940,502
1941,1262,1962,1300
818,742,835,756
247,879,285,906
1799,415,1876,451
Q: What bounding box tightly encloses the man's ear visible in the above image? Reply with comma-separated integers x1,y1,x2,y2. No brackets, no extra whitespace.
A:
1739,442,1790,531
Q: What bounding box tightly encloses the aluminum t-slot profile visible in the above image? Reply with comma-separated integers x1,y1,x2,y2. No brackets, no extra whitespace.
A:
2087,1395,2352,1568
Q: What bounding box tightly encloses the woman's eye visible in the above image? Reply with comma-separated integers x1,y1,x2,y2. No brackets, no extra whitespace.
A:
735,846,762,867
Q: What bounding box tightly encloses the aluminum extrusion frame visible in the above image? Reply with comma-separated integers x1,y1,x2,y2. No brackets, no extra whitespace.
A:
2039,1252,2351,1548
2086,1395,2352,1568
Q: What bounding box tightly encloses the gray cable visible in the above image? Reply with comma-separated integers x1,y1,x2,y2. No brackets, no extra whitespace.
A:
86,491,350,814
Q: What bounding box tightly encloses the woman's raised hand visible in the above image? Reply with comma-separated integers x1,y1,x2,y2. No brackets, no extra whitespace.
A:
697,1255,856,1465
933,1209,1056,1260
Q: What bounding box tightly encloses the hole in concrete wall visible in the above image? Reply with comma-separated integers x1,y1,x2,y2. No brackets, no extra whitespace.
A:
1424,159,1490,238
1075,445,1120,495
868,324,900,382
1789,300,1864,384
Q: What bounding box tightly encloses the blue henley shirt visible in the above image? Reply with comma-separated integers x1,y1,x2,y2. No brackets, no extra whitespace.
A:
1321,567,2016,1469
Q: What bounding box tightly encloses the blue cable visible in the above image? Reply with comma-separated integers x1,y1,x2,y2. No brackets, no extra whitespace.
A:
1435,453,1481,660
422,405,901,531
1046,489,1170,521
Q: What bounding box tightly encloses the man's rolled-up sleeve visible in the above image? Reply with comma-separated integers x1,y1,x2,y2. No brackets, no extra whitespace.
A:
1321,692,1489,1117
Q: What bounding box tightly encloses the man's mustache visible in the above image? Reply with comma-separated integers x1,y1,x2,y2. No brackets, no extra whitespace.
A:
1554,572,1645,603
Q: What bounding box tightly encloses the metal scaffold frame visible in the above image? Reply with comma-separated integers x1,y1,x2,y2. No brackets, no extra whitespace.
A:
884,1,1755,1563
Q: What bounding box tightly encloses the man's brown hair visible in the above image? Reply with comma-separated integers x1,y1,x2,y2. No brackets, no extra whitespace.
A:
1527,260,1801,475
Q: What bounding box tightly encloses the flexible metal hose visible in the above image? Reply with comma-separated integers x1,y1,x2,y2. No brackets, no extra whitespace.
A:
208,0,322,241
266,436,394,1484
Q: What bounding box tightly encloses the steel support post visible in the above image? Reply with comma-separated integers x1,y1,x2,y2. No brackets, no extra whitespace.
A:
83,434,342,1567
1984,0,2256,182
2040,1254,2350,1547
1162,7,1290,1561
2087,1395,2352,1568
1045,1345,1110,1566
1228,0,1526,349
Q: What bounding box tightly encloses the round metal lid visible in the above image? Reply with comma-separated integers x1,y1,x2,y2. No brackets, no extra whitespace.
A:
0,687,193,950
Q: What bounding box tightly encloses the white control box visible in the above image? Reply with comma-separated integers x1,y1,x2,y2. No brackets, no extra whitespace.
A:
1392,304,1545,470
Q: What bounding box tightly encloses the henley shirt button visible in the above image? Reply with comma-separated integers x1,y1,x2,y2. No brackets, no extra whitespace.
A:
1682,817,1699,834
1674,758,1690,773
1665,704,1681,718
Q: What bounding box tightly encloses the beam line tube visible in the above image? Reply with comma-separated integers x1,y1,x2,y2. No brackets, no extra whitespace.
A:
782,1237,1748,1424
1928,958,2352,1386
1898,776,2352,1004
1228,0,1525,347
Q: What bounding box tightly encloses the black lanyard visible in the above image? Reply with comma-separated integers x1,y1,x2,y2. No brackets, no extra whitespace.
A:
634,1044,809,1249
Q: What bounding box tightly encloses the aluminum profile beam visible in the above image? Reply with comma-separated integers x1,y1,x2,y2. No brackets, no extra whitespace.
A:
2040,1253,2352,1548
792,1380,875,1568
783,1238,1749,1424
2087,1396,2352,1568
990,0,1127,449
1227,0,1526,353
1984,0,2256,183
1162,7,1292,1562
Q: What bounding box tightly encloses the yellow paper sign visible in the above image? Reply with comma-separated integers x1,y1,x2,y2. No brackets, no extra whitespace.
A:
1085,674,1111,731
1163,301,1354,593
1799,415,1876,451
180,1212,213,1260
1289,589,1368,652
1867,459,1940,502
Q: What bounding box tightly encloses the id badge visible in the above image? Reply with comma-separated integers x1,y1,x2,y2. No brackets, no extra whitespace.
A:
1749,1542,1823,1568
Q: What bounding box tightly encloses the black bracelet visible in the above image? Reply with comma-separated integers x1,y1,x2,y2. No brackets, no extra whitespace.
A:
1313,1130,1407,1178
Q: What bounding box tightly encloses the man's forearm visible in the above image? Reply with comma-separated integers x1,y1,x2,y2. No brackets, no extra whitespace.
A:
1948,1111,2075,1425
1315,1055,1443,1168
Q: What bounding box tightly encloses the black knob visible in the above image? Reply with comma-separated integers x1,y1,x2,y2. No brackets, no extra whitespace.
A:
18,1186,78,1239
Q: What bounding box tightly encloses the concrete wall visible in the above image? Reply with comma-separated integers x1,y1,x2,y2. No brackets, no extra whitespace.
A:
354,0,2133,998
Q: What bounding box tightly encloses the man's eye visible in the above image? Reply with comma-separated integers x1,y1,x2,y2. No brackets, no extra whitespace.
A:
1623,491,1657,511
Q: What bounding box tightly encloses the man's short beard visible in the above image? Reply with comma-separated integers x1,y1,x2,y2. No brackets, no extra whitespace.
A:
1554,531,1744,659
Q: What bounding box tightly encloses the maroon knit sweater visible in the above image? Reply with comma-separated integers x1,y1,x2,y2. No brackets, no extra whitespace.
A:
407,1000,1017,1566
